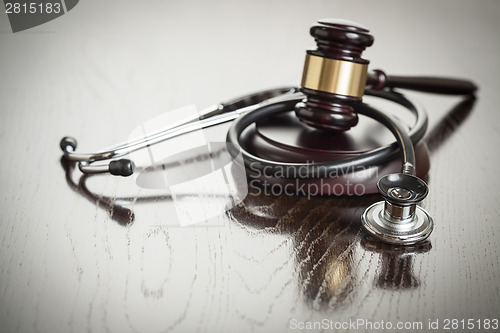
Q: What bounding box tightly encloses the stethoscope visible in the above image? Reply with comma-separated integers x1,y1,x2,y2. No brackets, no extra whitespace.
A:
60,19,476,245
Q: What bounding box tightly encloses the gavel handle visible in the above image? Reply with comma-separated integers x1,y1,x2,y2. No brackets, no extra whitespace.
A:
367,70,477,95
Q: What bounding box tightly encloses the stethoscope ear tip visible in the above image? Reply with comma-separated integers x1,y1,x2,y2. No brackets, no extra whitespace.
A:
109,159,135,177
60,136,77,153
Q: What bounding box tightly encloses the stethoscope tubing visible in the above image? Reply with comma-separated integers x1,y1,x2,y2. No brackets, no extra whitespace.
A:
226,89,427,178
62,88,427,178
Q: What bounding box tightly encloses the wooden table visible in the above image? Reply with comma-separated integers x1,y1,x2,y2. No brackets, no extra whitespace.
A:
1,1,499,332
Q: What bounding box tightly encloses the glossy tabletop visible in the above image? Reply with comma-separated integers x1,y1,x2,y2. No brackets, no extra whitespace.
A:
1,1,499,332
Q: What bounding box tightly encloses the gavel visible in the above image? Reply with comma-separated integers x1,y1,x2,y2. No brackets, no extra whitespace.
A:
294,18,477,132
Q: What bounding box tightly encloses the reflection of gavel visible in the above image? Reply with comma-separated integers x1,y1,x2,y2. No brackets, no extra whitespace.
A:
295,19,477,131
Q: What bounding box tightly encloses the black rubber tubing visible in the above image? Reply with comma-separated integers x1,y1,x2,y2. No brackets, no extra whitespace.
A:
226,89,427,178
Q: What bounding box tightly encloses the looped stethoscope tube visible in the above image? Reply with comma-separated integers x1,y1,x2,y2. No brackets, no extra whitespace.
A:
61,87,432,245
226,89,426,178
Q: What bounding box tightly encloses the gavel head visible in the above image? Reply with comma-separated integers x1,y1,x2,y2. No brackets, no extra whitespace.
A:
295,19,374,131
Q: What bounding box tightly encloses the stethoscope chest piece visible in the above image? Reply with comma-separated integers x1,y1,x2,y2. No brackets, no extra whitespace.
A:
361,173,434,245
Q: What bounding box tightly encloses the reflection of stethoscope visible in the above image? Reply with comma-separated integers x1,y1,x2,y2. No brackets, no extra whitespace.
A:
60,19,476,245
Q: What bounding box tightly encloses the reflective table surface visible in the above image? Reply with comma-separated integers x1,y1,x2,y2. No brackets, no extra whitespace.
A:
1,1,499,332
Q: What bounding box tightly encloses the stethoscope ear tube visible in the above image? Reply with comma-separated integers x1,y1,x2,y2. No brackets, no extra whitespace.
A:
59,87,302,174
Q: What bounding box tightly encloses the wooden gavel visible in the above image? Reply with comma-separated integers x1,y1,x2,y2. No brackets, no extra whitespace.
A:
294,18,477,131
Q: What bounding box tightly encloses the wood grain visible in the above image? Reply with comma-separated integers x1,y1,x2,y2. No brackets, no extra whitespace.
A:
1,1,499,332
